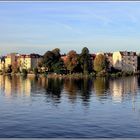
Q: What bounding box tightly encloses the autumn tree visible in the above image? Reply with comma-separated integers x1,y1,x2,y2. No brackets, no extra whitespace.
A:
79,47,92,74
65,50,78,74
94,54,108,73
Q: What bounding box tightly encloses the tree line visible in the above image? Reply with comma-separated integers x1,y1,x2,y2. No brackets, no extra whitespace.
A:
40,47,109,74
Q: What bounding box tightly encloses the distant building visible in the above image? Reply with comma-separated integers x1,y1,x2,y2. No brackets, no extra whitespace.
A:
61,54,67,63
113,51,137,72
0,57,5,71
5,53,19,70
18,54,42,71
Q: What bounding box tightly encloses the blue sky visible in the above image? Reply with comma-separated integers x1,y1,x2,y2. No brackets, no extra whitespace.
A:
0,2,140,55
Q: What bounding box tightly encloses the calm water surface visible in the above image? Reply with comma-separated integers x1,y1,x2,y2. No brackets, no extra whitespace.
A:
0,75,140,138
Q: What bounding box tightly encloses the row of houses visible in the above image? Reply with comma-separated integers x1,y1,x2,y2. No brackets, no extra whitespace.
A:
0,53,42,72
0,51,139,73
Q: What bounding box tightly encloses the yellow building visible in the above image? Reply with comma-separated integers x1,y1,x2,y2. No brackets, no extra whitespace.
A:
0,57,5,71
113,51,137,72
5,53,19,70
19,54,42,71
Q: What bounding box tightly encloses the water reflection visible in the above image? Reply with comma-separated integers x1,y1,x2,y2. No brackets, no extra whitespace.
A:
93,77,109,98
44,78,63,103
63,78,92,106
110,77,137,102
0,75,139,104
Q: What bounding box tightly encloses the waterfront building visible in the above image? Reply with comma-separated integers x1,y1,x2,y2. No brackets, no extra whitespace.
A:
18,54,42,71
0,57,5,71
5,53,19,70
61,54,67,63
112,51,137,72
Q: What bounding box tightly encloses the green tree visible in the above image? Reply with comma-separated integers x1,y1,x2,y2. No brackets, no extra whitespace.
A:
52,60,64,74
7,65,12,73
65,50,78,74
42,51,55,72
79,47,91,74
52,48,61,59
137,53,140,70
42,48,64,73
22,69,28,76
33,67,38,76
94,54,108,72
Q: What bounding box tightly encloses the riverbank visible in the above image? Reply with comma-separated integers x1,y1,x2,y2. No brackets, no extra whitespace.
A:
0,71,139,79
46,72,139,79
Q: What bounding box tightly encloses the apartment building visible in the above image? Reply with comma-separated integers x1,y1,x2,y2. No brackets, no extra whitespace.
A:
5,53,18,69
18,54,42,71
0,57,5,71
113,51,137,72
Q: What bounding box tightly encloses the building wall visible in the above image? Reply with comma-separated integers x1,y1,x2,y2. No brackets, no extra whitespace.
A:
5,57,12,69
19,57,31,70
113,52,122,70
113,51,137,72
0,61,4,71
19,56,42,71
5,53,18,69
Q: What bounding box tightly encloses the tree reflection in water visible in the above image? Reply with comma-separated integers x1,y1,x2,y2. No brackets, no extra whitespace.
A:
44,78,63,103
93,77,109,99
0,75,138,105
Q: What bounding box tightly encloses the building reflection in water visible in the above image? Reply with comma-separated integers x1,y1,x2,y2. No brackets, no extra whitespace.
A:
110,76,138,102
0,75,138,104
0,75,31,97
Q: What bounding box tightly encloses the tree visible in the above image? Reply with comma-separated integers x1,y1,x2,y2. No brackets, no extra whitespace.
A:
52,48,61,59
79,47,92,74
137,53,140,70
42,51,55,72
22,69,28,76
94,54,108,72
33,67,38,76
65,50,78,74
12,62,19,73
7,65,12,73
42,48,64,73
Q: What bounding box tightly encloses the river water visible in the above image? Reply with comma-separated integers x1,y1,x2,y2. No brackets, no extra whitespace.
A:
0,75,140,138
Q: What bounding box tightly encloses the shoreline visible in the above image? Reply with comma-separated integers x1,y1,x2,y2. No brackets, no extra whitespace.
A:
0,72,140,79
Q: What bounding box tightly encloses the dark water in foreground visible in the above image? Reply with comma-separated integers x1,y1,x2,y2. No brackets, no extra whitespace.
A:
0,75,140,138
